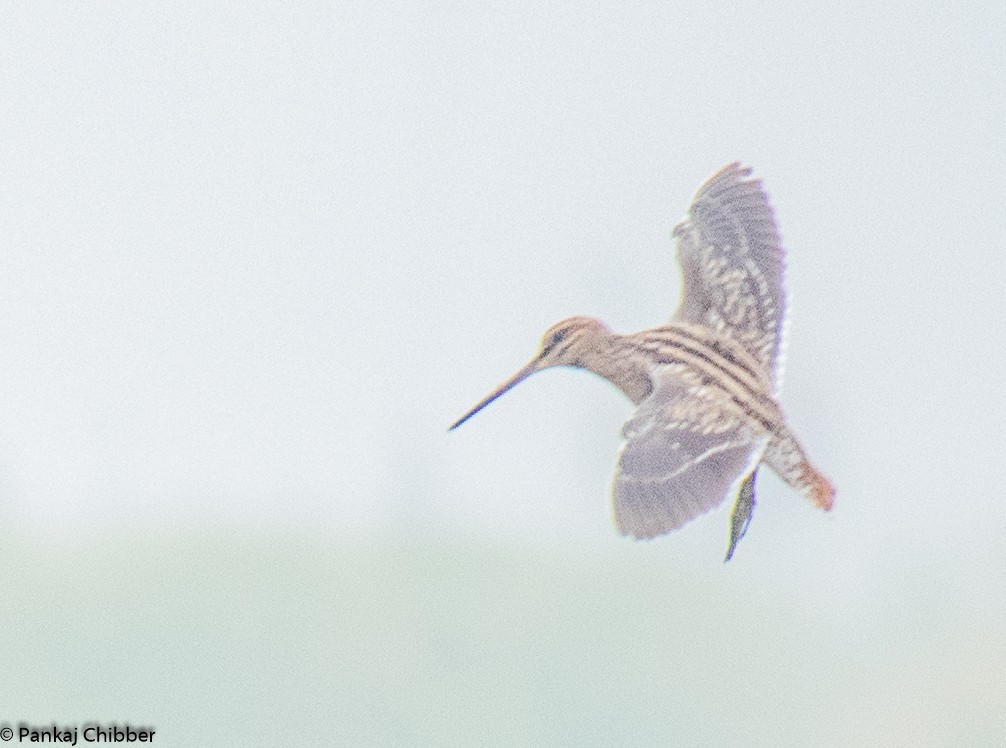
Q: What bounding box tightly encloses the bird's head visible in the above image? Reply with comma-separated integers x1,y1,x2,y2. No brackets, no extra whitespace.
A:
449,316,609,430
535,316,610,369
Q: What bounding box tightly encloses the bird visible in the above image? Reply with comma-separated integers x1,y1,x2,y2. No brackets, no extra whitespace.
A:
449,163,834,559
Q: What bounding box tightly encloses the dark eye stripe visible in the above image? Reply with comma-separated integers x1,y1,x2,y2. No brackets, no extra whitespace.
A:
541,328,567,355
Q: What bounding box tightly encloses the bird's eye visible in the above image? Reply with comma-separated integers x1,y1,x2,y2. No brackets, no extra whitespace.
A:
543,329,566,353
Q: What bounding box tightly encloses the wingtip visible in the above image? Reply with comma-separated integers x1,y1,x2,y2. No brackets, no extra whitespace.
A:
612,514,665,542
695,161,759,198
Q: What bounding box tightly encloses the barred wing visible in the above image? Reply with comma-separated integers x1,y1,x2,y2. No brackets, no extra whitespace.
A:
672,163,787,385
611,367,766,540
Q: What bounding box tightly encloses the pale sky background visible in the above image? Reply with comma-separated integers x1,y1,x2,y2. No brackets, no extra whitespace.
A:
1,2,1005,745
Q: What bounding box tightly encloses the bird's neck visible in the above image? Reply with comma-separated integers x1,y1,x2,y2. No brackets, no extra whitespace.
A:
571,333,655,406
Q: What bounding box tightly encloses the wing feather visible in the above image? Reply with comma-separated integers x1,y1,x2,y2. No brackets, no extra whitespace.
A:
611,368,765,540
672,163,787,386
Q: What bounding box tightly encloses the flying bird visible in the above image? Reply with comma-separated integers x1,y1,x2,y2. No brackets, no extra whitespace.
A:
450,163,834,559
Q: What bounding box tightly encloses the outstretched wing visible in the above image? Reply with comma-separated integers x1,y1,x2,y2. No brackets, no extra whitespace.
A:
611,367,766,540
672,163,787,387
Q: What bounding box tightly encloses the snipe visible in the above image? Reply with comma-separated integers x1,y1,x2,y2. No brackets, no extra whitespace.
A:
450,163,834,559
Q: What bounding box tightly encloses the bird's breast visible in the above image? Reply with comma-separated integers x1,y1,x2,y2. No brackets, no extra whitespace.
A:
571,345,657,406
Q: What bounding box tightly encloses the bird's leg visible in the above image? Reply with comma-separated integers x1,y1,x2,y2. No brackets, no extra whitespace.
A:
725,469,757,562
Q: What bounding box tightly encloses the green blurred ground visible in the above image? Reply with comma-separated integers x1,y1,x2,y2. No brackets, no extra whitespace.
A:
1,529,1001,746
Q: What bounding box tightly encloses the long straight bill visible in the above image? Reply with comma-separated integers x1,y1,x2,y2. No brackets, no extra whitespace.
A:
449,361,538,431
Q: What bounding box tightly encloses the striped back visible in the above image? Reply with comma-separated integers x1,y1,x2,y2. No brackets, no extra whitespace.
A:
631,322,781,437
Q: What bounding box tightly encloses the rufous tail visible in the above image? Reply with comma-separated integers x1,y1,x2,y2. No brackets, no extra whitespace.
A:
803,465,835,511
